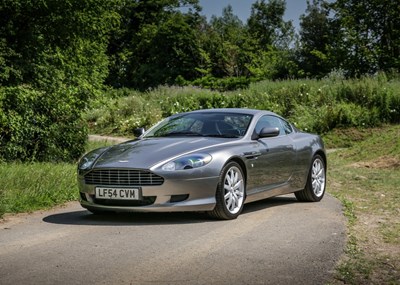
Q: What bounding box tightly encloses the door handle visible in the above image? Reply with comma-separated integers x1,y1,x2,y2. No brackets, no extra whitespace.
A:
243,151,262,159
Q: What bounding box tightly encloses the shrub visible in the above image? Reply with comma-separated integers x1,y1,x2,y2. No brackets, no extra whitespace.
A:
86,76,400,136
189,76,250,92
84,92,163,135
0,86,87,162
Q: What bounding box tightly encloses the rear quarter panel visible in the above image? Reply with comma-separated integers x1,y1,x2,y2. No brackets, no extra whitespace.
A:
290,132,326,190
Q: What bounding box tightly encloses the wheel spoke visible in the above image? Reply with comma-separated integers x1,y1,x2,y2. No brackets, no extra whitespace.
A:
232,195,238,209
222,165,245,215
226,194,233,209
310,158,325,197
233,180,242,190
225,174,231,186
233,172,238,184
234,189,243,197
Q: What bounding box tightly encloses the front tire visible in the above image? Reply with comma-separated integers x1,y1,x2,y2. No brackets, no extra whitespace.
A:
295,155,326,202
208,162,245,220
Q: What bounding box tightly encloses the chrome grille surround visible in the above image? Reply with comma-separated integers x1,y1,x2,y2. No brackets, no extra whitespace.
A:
84,169,164,186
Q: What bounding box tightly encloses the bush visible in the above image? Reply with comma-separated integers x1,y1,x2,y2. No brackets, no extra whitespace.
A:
86,76,400,136
84,92,163,135
0,86,87,162
188,76,250,92
292,102,381,133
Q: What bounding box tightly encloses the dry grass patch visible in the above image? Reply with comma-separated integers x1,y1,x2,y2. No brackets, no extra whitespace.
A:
350,156,400,170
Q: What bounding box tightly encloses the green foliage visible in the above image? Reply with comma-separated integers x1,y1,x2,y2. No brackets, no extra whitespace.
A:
246,49,299,80
0,86,87,162
87,76,400,136
106,0,203,89
1,0,400,164
85,89,163,135
299,0,335,78
248,0,294,49
205,5,251,78
0,0,120,89
0,0,120,162
330,0,400,76
183,76,250,92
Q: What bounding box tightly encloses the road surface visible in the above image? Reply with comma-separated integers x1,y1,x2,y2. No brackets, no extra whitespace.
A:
0,195,345,285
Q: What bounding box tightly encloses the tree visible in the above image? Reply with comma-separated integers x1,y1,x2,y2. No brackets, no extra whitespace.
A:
0,0,120,162
247,0,294,50
298,0,335,78
205,5,250,78
246,0,297,80
365,0,400,73
331,0,400,76
0,0,119,94
106,0,203,89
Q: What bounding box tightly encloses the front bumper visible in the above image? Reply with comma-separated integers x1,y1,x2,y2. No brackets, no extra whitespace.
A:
78,175,219,213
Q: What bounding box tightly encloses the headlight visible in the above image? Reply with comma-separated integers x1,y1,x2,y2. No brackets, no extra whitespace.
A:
78,147,109,171
162,154,212,171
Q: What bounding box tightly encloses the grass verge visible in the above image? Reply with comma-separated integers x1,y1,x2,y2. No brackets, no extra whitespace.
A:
326,124,400,284
0,141,113,218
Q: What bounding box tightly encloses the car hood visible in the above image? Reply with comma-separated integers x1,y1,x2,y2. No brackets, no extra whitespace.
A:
93,137,237,169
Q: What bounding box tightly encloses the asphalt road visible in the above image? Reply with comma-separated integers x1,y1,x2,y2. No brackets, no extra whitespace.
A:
0,195,345,285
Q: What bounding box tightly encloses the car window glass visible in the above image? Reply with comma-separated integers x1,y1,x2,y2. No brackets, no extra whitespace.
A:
281,118,293,134
146,113,253,137
153,117,195,136
255,115,285,136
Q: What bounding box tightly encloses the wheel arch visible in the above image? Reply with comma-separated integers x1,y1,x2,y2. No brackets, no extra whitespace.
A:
224,156,248,186
314,150,327,170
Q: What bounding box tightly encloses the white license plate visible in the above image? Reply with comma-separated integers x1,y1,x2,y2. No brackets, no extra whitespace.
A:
95,187,140,200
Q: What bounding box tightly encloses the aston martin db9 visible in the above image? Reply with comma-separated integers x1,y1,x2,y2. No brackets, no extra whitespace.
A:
78,108,326,219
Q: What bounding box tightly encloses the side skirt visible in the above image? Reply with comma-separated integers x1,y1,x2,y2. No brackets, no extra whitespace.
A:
244,183,300,204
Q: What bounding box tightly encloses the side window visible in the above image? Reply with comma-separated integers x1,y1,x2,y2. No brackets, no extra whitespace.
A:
255,115,286,136
280,118,293,135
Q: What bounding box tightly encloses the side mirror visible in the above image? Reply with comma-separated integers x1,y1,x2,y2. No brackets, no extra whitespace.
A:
258,127,280,138
134,127,145,137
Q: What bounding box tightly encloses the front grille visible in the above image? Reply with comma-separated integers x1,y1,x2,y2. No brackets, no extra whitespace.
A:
84,169,164,186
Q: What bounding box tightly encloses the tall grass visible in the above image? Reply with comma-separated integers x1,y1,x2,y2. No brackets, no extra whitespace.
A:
0,141,113,217
0,163,77,214
86,76,400,136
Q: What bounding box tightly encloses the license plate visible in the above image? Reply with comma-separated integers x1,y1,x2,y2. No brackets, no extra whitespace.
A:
95,187,140,200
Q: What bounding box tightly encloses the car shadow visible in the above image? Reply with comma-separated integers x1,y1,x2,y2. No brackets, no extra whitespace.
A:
43,195,298,226
242,195,297,215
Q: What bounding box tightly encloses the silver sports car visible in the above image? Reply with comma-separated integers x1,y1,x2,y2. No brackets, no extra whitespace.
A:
78,108,326,220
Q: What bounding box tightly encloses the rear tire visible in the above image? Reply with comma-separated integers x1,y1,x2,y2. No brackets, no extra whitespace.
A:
295,155,326,202
208,162,245,220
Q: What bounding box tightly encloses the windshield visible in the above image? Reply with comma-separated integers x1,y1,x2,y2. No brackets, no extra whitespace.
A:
144,112,253,138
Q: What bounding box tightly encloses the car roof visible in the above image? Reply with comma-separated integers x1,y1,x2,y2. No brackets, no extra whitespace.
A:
178,108,276,116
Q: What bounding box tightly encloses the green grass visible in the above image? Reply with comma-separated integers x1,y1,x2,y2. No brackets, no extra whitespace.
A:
86,77,400,136
327,124,400,284
0,141,114,217
0,162,78,214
